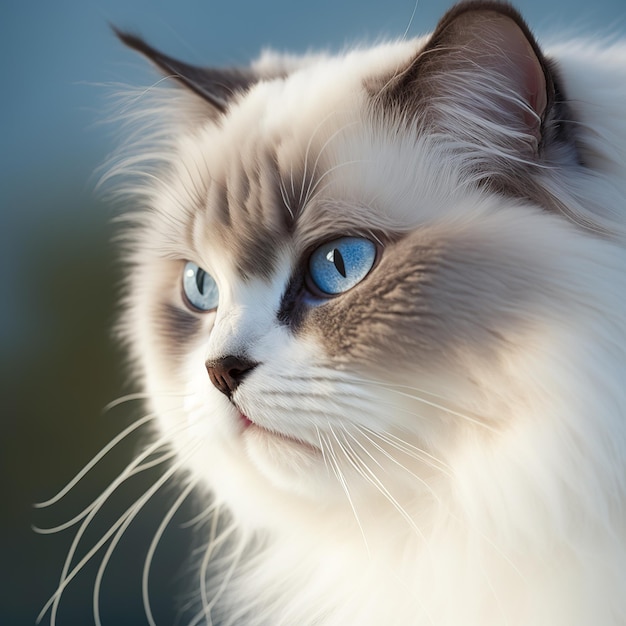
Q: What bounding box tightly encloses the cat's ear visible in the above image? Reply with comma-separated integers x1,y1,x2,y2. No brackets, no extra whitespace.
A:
379,1,554,152
113,28,257,114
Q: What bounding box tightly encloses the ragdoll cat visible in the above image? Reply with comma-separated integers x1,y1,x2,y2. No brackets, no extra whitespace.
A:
42,1,626,624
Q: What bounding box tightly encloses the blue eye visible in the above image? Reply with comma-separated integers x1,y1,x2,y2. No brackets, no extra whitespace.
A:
308,237,377,296
182,261,219,311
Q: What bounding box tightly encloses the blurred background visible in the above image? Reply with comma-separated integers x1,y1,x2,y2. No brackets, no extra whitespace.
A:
2,0,624,624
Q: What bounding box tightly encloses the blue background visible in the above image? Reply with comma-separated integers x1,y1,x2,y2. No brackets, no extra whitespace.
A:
2,1,625,624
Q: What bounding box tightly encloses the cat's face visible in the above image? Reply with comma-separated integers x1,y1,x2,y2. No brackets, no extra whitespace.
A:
119,5,606,527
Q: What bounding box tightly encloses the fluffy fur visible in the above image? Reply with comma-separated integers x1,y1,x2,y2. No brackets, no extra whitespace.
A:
42,2,626,624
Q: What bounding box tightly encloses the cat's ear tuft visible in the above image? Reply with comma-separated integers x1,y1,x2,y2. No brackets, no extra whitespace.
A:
379,1,554,151
113,27,257,114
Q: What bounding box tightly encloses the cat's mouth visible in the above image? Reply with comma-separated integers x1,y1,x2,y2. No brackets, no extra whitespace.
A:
238,411,254,429
235,408,320,456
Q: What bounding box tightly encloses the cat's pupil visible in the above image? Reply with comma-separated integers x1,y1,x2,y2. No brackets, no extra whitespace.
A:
327,249,347,277
196,269,206,293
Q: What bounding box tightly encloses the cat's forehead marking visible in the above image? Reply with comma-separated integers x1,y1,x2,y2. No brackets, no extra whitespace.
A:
205,157,296,279
199,133,327,280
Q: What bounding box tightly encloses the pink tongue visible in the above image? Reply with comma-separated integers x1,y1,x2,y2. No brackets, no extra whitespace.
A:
240,413,253,428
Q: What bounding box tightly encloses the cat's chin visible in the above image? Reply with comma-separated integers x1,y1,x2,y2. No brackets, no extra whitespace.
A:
240,419,331,496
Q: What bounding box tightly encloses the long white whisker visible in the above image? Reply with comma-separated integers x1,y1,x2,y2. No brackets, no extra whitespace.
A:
330,427,427,543
103,392,151,412
289,162,295,199
322,429,371,557
278,178,294,220
191,528,247,626
355,428,525,589
338,430,442,624
34,413,159,509
389,388,496,432
401,0,419,41
176,506,224,622
199,505,225,626
102,390,187,413
314,425,332,478
358,425,452,475
478,560,511,626
179,499,219,530
353,426,527,592
96,462,189,626
303,158,365,207
298,111,344,206
33,450,176,535
351,376,497,433
302,121,359,206
299,120,319,208
141,479,198,626
263,387,454,475
37,425,187,625
92,445,200,626
350,427,444,505
350,376,461,403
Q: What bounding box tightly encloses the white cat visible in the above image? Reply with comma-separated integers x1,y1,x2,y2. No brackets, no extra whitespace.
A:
42,1,626,624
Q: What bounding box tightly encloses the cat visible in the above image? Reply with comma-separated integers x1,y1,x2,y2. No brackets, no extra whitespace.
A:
41,1,626,624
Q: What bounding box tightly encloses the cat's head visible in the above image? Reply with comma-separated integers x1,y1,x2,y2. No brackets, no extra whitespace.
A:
114,2,621,529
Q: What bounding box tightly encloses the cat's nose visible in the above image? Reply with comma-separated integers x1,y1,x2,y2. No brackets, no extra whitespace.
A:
206,355,257,398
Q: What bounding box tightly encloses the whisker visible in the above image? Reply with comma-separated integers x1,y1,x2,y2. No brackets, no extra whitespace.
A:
356,426,526,591
322,429,371,557
37,425,188,625
356,429,526,589
298,111,336,208
91,446,199,626
33,450,176,535
204,509,237,621
401,0,419,41
174,506,224,623
351,376,497,433
34,413,160,509
359,426,451,475
191,526,246,626
102,390,187,413
278,177,295,220
301,118,357,207
350,376,460,403
478,561,511,626
331,427,428,543
350,427,444,505
338,426,443,624
141,479,198,626
103,392,151,412
303,158,366,206
289,162,295,199
199,505,224,626
314,425,332,479
179,499,219,530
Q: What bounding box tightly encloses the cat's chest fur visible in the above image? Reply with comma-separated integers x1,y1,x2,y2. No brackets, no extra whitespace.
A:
215,511,619,626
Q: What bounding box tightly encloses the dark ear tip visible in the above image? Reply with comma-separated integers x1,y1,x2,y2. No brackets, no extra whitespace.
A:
109,23,129,43
109,24,153,58
110,24,258,113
